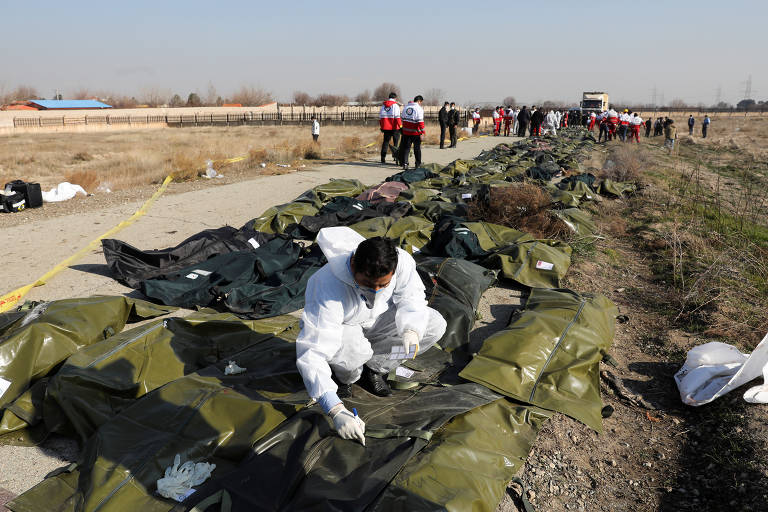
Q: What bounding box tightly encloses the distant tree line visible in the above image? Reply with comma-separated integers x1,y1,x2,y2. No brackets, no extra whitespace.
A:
3,82,768,110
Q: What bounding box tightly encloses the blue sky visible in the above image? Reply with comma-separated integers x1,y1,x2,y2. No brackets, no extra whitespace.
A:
1,0,764,105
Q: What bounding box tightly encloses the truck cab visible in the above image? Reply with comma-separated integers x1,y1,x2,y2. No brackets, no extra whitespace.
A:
581,92,609,113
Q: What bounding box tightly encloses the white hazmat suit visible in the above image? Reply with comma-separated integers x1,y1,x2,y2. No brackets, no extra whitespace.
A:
296,227,447,416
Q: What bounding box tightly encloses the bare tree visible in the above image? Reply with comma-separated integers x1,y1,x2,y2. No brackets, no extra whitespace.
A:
71,88,92,100
422,88,446,106
169,94,184,107
312,93,349,106
669,98,688,108
204,83,218,106
293,91,313,105
355,89,372,105
502,96,516,107
140,86,171,107
187,92,202,107
373,82,401,101
232,85,274,106
5,85,40,102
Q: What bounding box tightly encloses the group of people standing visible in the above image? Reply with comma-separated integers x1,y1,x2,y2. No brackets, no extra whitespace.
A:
471,106,569,138
378,92,427,170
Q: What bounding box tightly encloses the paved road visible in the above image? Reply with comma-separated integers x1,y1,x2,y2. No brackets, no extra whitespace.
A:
0,135,518,505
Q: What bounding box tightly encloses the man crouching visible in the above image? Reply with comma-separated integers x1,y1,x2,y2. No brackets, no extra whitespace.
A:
296,226,447,444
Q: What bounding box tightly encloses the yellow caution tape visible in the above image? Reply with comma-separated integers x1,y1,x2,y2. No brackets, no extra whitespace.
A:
0,175,174,313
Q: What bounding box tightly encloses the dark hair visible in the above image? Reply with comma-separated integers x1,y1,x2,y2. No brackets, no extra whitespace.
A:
414,95,423,102
444,101,449,106
450,102,455,107
389,92,397,99
353,237,398,278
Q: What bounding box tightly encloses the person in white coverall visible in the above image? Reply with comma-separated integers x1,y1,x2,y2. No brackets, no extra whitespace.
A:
296,226,447,445
542,110,558,136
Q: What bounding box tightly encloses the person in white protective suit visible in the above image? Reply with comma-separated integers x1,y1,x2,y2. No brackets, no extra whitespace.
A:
296,226,447,444
542,110,558,136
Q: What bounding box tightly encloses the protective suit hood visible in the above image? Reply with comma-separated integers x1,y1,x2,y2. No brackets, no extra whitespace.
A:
316,226,365,287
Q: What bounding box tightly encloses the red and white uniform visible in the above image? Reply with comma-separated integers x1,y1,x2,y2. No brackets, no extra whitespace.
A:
492,109,501,134
472,111,481,124
379,99,402,131
588,112,597,131
401,101,425,136
629,115,643,142
503,109,513,125
619,112,631,127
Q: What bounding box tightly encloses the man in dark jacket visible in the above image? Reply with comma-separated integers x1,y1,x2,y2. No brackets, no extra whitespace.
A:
644,117,652,137
530,108,544,136
438,102,449,149
516,106,531,136
447,102,460,148
687,115,695,135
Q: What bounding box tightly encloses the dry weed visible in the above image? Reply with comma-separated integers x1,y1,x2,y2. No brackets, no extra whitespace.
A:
63,169,100,192
468,183,570,238
72,151,93,162
601,145,648,183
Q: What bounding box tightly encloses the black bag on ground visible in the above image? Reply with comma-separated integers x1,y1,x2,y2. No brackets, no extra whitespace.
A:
4,180,42,208
0,192,26,213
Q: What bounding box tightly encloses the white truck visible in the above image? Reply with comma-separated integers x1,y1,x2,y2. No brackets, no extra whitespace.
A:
580,92,610,113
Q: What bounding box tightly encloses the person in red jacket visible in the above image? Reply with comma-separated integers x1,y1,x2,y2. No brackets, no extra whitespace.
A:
503,106,513,136
379,92,402,164
492,107,502,136
399,95,425,170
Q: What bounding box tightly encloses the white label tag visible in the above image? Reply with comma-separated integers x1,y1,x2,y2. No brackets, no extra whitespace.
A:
0,377,11,399
461,193,472,199
352,204,364,210
535,260,554,270
504,456,514,467
395,367,415,379
247,237,261,249
411,245,421,254
389,345,417,360
193,269,212,276
185,273,199,279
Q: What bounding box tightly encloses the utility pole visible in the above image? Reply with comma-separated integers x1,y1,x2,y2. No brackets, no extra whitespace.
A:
715,85,722,105
741,75,753,100
651,85,657,108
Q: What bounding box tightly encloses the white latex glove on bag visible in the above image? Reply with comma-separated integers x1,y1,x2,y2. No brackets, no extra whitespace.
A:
402,329,420,359
329,404,366,445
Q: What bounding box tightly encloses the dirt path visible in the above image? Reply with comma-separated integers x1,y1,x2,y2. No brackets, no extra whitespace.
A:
0,135,512,504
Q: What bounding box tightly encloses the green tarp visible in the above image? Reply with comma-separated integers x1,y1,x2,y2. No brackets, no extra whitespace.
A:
371,399,552,511
0,297,175,443
249,202,319,234
459,288,618,431
483,239,572,289
350,216,434,254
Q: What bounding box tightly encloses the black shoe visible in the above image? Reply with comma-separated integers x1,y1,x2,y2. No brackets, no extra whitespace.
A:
331,373,353,398
381,158,386,164
337,382,353,398
359,366,392,397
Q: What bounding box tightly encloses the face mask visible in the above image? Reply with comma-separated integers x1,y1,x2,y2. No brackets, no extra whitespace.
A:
355,283,386,309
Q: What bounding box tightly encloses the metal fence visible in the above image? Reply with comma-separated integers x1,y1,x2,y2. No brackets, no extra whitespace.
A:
13,110,470,129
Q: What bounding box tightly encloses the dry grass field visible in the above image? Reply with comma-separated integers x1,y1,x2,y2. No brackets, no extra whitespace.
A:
0,122,456,193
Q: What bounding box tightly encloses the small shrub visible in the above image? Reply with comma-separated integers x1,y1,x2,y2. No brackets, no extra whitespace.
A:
169,153,202,181
63,169,99,192
601,145,647,183
72,151,93,162
248,148,268,162
293,143,322,160
339,136,362,156
468,183,570,238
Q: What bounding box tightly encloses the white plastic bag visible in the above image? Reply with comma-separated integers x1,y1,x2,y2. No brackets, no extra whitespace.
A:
674,332,768,406
156,453,216,502
41,182,87,202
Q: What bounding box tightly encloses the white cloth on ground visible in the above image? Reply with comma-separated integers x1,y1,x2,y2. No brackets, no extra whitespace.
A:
41,182,87,202
674,331,768,406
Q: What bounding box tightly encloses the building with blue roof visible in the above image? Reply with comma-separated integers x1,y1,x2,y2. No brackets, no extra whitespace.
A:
27,99,112,110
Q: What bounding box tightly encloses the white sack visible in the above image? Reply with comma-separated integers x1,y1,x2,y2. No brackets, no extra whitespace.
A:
41,182,87,202
674,332,768,406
